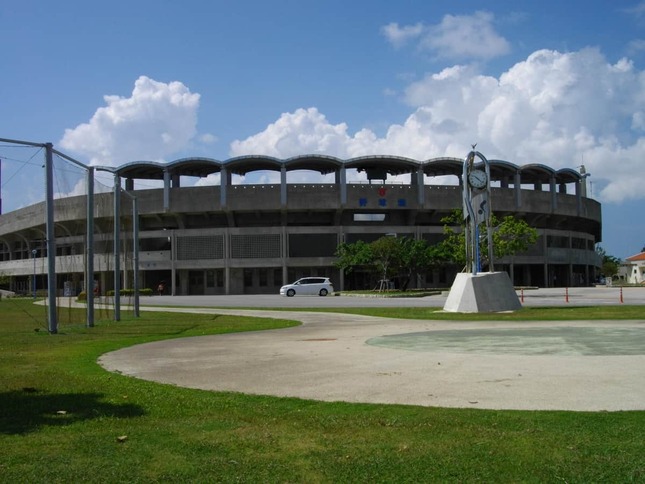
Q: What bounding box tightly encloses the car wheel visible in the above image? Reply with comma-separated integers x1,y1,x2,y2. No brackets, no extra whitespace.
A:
287,289,295,297
319,288,328,297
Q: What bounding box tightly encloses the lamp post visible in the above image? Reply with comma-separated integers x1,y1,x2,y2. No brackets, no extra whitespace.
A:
31,249,37,299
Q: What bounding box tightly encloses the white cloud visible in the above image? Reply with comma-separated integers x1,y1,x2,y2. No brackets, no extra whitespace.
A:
628,38,645,55
622,1,645,17
382,12,510,61
230,47,645,203
60,76,200,166
230,108,354,158
381,22,424,48
423,11,510,60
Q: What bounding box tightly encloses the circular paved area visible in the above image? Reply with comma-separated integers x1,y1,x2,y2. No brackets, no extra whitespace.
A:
99,304,645,412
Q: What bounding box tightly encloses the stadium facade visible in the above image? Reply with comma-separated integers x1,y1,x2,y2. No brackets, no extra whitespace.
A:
0,155,602,296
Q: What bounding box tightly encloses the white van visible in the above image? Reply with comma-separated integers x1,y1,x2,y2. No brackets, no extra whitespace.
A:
279,277,334,297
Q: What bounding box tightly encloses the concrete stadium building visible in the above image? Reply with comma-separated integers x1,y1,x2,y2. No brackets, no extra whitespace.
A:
0,155,602,295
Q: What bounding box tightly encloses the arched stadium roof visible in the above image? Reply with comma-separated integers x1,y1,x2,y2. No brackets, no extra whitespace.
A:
105,155,583,185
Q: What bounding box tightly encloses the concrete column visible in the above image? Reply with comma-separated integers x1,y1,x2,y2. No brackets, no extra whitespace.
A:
163,170,170,212
340,166,347,206
170,230,176,295
280,167,287,207
220,167,227,208
417,167,424,206
338,228,345,291
281,226,288,286
550,176,557,211
224,229,230,295
514,172,522,208
125,178,134,191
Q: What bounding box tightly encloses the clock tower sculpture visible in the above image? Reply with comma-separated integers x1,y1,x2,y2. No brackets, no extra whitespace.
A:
462,145,493,275
443,145,521,313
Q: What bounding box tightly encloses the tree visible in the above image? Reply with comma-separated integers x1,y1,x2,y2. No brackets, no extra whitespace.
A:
0,271,9,290
334,240,373,275
334,236,442,291
397,237,444,290
439,210,538,269
369,236,402,284
596,245,620,280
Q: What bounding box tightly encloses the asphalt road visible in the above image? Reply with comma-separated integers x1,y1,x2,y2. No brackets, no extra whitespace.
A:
140,286,645,308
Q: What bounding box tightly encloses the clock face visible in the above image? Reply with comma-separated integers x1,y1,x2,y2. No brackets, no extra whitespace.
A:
468,169,487,189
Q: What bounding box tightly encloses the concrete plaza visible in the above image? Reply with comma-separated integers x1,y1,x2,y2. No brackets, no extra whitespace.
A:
99,287,645,411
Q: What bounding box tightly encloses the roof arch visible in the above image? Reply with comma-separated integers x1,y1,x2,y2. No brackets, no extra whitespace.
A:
112,161,166,180
520,163,556,183
345,155,420,177
486,159,520,180
167,157,223,177
224,155,283,176
555,168,582,184
284,154,342,174
422,157,463,177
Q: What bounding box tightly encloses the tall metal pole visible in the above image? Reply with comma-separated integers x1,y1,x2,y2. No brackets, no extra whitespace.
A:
86,167,95,327
132,196,140,317
119,188,140,317
113,175,121,321
44,143,58,333
32,249,37,298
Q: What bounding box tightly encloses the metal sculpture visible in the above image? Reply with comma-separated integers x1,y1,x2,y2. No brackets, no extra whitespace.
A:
462,145,494,274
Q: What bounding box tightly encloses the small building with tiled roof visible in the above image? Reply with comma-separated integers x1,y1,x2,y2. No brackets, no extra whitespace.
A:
620,251,645,284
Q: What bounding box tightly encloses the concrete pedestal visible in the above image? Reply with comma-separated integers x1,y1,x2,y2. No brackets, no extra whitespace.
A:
443,272,521,313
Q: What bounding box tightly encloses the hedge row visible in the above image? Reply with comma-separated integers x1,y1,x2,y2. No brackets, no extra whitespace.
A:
77,288,154,301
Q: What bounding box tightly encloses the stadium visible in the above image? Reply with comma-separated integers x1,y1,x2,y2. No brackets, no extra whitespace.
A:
0,154,601,296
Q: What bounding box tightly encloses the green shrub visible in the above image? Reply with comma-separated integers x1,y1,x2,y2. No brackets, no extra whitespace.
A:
105,288,153,297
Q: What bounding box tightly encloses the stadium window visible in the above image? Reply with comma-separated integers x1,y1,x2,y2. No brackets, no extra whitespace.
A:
243,269,253,287
259,268,268,286
353,213,386,222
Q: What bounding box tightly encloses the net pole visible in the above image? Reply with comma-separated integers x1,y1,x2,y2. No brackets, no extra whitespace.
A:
120,188,140,317
86,167,95,327
132,195,140,317
113,174,121,321
44,143,58,333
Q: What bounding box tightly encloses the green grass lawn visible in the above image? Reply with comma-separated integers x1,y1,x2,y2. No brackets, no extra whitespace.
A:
279,304,645,321
1,298,643,482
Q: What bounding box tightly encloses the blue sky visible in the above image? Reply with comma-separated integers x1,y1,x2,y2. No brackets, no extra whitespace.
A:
2,0,645,258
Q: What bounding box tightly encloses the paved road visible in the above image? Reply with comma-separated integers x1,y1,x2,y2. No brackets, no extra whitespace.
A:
98,287,645,412
141,286,645,308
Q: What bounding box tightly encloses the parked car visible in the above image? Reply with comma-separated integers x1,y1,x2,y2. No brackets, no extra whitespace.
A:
280,277,334,297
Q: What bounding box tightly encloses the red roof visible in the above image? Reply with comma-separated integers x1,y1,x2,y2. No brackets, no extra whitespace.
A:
626,252,645,262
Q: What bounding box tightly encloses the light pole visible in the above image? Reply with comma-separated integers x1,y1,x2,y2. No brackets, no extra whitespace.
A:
31,249,37,299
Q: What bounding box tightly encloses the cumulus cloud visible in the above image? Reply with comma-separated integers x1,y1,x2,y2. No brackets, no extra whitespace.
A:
60,76,200,166
231,47,645,203
381,22,424,48
230,108,354,158
382,11,510,61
